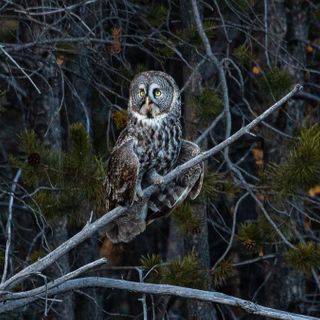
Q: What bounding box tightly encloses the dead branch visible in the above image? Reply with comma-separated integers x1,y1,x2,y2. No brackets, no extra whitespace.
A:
0,277,318,320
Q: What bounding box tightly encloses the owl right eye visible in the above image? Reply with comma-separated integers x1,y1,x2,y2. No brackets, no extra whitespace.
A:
139,89,145,97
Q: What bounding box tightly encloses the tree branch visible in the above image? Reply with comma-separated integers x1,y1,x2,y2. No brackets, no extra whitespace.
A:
0,84,302,293
1,277,318,320
0,208,125,291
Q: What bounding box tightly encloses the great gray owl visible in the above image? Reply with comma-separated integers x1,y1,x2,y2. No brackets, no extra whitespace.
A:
104,70,203,243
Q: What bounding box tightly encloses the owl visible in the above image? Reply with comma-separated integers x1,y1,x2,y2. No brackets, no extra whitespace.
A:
104,71,203,243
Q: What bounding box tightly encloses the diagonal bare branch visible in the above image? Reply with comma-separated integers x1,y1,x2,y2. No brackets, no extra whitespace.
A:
0,84,302,293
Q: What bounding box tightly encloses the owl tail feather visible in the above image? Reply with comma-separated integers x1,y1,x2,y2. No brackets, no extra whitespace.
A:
104,201,148,243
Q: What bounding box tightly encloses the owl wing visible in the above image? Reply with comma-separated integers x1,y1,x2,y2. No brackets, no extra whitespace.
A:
146,139,203,224
105,137,140,211
105,139,203,243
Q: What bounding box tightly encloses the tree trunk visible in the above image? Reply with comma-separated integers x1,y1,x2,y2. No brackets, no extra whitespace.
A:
66,41,103,320
263,0,310,313
20,4,75,318
180,1,217,319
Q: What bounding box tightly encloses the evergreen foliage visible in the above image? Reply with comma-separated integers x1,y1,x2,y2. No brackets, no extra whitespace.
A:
193,87,223,125
0,19,18,42
140,253,161,269
237,215,293,253
267,125,320,196
112,110,128,129
199,171,224,201
28,249,45,263
141,250,206,289
162,251,206,289
173,172,239,235
13,124,105,223
140,254,162,283
158,37,176,59
236,0,256,11
285,242,320,275
237,221,263,253
173,201,202,234
233,45,253,66
256,68,294,102
175,21,216,46
211,258,235,287
145,4,168,27
223,177,241,199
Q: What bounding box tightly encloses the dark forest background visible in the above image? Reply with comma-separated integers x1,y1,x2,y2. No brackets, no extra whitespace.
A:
1,0,320,319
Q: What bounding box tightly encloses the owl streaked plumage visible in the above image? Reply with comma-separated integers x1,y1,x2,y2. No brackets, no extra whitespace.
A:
104,71,203,243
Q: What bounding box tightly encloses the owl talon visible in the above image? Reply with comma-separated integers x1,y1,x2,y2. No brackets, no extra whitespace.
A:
137,190,144,197
134,192,144,202
147,169,164,186
135,184,144,201
153,177,163,185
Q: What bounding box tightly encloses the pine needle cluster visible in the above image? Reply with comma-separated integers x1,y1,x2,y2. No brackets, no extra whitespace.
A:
0,19,18,42
199,171,240,202
173,201,202,234
158,37,176,59
285,242,320,275
28,249,45,263
266,125,320,197
211,258,235,287
256,68,293,102
12,123,105,223
237,221,263,253
237,215,293,253
140,254,162,283
141,250,206,289
199,171,224,201
193,87,223,125
145,4,168,27
174,172,239,234
175,21,216,46
236,0,256,11
233,45,254,66
112,110,128,129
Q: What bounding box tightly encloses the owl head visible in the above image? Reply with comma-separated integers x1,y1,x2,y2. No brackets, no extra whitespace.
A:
128,71,181,121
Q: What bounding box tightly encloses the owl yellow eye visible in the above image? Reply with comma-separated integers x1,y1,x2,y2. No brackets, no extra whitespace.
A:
139,89,145,97
154,89,162,97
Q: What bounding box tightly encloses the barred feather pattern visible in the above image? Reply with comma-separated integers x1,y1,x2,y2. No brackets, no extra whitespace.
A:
129,114,182,177
104,71,203,243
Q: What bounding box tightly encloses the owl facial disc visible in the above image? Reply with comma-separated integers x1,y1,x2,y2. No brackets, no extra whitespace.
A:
129,71,178,121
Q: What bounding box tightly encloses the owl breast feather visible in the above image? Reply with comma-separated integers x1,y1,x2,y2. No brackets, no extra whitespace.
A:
131,117,182,176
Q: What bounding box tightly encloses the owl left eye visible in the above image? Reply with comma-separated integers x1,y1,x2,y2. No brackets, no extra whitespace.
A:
139,89,145,97
154,89,162,97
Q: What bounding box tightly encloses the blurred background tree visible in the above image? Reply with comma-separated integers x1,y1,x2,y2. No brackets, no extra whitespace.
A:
0,0,320,319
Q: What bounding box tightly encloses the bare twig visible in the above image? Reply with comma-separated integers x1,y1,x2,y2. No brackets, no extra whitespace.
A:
0,46,41,94
137,268,148,320
212,192,249,271
1,169,21,283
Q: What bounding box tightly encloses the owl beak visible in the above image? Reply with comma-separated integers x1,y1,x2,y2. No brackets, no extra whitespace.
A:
145,96,152,110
